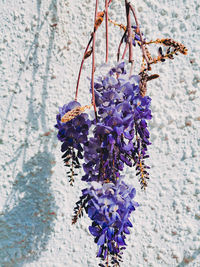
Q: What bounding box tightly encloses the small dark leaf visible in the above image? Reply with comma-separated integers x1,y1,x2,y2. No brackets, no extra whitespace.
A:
75,166,80,169
62,150,71,158
84,49,93,59
147,74,159,81
75,157,80,164
158,47,163,56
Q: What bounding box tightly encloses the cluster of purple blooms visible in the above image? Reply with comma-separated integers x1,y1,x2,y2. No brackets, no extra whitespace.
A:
55,101,91,183
55,62,152,265
83,179,138,264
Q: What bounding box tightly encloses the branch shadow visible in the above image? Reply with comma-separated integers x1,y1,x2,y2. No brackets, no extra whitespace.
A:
176,248,200,267
0,0,58,265
0,152,56,266
0,0,57,137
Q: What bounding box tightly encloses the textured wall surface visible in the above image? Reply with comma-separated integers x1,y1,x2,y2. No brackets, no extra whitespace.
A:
0,0,199,266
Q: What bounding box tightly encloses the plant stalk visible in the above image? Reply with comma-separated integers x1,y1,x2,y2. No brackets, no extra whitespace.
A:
129,3,150,69
105,0,109,63
91,0,99,121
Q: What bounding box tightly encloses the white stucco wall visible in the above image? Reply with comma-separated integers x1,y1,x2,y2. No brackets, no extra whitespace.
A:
0,0,199,266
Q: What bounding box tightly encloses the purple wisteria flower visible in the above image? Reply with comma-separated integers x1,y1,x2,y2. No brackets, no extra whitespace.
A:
85,62,152,187
54,0,187,265
55,101,91,184
81,179,138,262
55,62,152,264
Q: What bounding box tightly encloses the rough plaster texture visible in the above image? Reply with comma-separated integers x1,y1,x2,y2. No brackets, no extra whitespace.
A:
0,0,199,266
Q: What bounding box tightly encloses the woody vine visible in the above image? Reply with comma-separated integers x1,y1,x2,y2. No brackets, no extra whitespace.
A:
55,1,187,266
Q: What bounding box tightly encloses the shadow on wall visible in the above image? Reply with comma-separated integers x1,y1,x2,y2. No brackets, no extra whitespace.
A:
0,0,58,266
176,248,200,267
0,152,56,266
1,0,58,137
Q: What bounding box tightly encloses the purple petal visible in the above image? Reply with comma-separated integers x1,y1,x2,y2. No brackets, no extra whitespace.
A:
116,235,126,246
123,226,130,234
88,207,96,218
107,227,115,240
89,226,101,237
97,233,106,246
103,248,108,260
97,246,103,257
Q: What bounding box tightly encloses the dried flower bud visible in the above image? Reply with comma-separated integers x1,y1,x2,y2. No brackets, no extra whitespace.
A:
144,46,153,61
61,104,92,123
84,49,93,59
147,38,188,55
161,38,188,54
139,71,148,97
94,11,104,31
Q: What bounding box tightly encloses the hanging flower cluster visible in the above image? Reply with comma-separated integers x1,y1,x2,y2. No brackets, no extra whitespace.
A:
55,101,91,185
55,1,187,266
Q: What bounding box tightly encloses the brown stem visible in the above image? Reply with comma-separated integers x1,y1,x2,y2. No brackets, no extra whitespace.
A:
117,29,127,61
121,41,128,60
106,251,109,267
91,0,98,122
129,3,150,69
125,1,133,65
75,0,113,101
105,0,109,63
75,35,93,101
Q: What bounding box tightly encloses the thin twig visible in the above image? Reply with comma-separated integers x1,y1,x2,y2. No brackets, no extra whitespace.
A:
75,0,113,101
125,1,134,75
125,1,133,64
121,42,128,60
105,0,109,63
129,3,150,69
75,35,93,101
106,251,109,267
117,29,127,61
91,0,99,122
108,18,126,31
